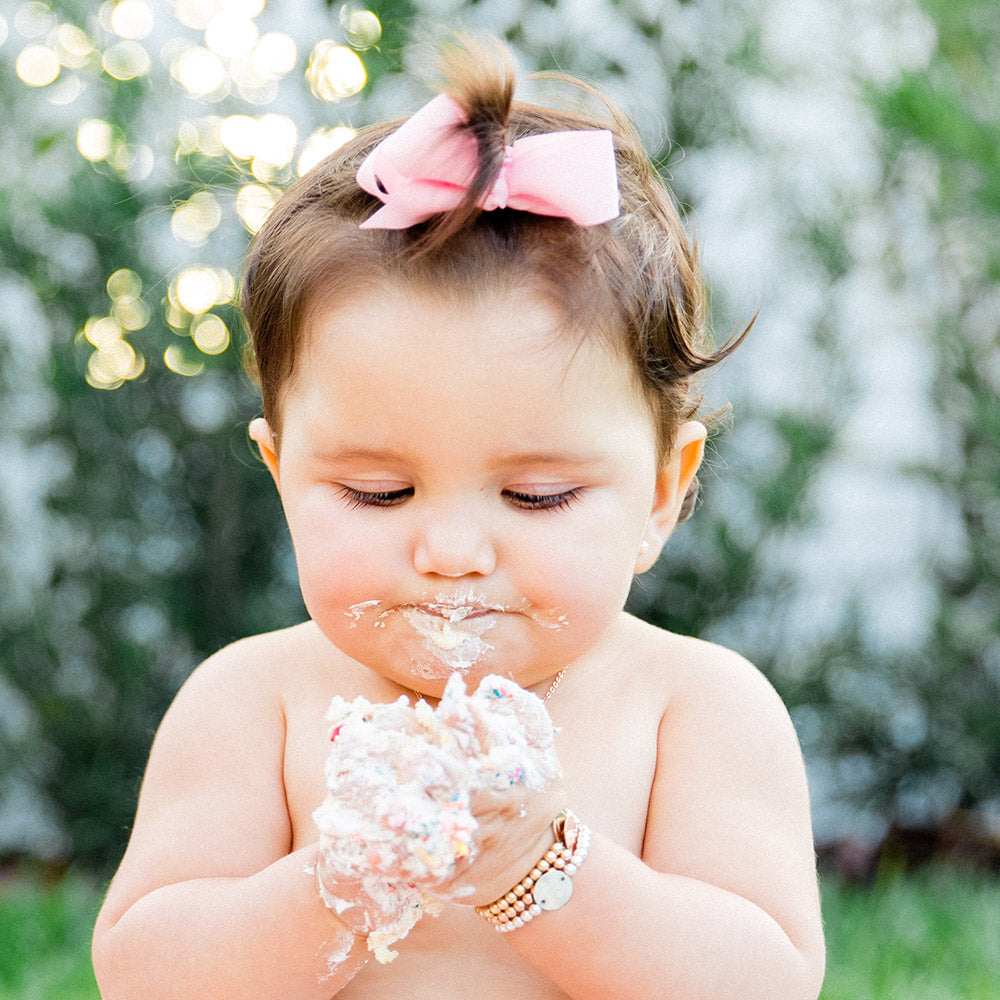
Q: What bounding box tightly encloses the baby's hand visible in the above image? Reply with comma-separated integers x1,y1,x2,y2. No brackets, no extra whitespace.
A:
312,674,564,958
433,779,568,906
433,674,566,904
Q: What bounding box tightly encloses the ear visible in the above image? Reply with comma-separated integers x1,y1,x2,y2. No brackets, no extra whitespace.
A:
249,417,281,490
634,421,706,573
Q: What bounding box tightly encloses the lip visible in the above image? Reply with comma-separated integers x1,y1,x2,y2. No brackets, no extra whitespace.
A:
399,604,499,663
346,595,563,630
411,602,502,621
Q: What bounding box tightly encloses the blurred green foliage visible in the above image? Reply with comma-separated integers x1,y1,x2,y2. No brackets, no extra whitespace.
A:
807,0,1000,832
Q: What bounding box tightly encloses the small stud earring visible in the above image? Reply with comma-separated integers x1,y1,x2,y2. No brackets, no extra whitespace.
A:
640,540,650,553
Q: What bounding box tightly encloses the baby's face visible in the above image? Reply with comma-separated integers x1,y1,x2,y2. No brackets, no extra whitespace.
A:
254,281,677,695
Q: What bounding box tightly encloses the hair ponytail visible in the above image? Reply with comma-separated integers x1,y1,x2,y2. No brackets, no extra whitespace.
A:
416,36,516,251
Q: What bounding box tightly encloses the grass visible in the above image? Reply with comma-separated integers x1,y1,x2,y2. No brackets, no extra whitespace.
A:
0,865,997,998
820,865,1000,1000
0,871,102,1000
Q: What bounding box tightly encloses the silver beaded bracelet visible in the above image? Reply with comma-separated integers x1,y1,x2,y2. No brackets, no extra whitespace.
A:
475,809,591,932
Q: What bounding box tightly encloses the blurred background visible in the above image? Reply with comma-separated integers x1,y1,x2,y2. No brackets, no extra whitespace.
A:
0,0,997,995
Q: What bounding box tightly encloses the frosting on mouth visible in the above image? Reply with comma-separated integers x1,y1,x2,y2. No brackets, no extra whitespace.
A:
345,593,568,676
400,606,496,674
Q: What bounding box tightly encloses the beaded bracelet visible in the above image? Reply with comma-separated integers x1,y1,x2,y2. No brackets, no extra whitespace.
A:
475,809,591,932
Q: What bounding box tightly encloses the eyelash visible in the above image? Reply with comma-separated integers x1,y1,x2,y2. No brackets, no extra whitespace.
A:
503,488,583,511
336,486,413,509
335,486,583,511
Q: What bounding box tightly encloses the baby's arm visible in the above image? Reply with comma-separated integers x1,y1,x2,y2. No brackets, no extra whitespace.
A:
92,646,368,1000
483,644,825,1000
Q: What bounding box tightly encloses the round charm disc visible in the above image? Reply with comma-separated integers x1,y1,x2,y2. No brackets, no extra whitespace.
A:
533,869,573,910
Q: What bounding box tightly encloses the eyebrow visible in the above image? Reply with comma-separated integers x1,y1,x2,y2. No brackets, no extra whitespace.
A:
311,446,411,465
310,447,610,469
493,450,611,469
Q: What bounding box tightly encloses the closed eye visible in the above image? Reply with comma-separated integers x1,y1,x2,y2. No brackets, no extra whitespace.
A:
503,488,583,511
336,485,414,509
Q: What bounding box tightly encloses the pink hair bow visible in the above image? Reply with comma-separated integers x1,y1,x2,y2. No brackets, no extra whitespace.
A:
356,94,620,230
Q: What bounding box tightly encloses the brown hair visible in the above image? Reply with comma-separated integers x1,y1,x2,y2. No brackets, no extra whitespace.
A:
242,37,744,520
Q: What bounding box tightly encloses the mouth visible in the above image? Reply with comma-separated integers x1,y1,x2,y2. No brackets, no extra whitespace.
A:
408,601,501,623
400,605,499,652
346,595,566,633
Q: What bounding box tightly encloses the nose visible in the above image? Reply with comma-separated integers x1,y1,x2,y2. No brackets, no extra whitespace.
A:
412,511,497,578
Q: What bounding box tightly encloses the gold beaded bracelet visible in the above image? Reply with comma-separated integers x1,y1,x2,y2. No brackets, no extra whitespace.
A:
475,809,591,932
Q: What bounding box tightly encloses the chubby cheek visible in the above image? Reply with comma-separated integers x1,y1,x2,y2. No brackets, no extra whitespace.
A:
510,523,637,642
283,503,394,626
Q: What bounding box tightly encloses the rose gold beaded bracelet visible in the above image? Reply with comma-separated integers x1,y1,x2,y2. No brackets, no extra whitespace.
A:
475,810,591,932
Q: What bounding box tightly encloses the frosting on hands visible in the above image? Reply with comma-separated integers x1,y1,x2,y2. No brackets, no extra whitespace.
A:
313,673,562,962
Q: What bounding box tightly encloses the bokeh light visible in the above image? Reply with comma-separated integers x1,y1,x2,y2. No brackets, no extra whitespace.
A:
339,5,381,50
175,120,200,157
170,46,229,99
12,0,368,386
227,0,265,17
84,316,124,349
163,343,205,377
176,116,225,158
297,126,356,176
171,191,223,247
307,41,366,101
47,74,84,106
251,31,297,79
219,112,297,180
172,0,217,32
171,266,235,315
87,339,146,389
55,24,94,69
14,2,55,39
251,113,297,176
173,0,263,32
16,44,60,86
107,140,155,181
219,114,257,159
109,0,154,40
102,40,152,81
107,268,142,301
204,11,259,61
191,313,230,355
165,300,188,329
76,119,113,161
82,270,148,390
113,297,152,331
235,183,276,233
107,268,151,331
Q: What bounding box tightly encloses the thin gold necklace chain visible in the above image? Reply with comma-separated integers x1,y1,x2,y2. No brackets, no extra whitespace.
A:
540,666,566,703
406,667,567,706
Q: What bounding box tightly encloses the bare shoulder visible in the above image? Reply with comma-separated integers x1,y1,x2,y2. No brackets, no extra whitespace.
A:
620,614,785,717
160,621,355,727
662,630,802,761
97,622,334,927
183,620,335,689
137,620,345,830
608,615,787,716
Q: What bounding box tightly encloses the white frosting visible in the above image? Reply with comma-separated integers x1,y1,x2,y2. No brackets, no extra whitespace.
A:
400,606,496,674
344,594,567,675
313,673,561,963
345,599,381,621
317,930,356,981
